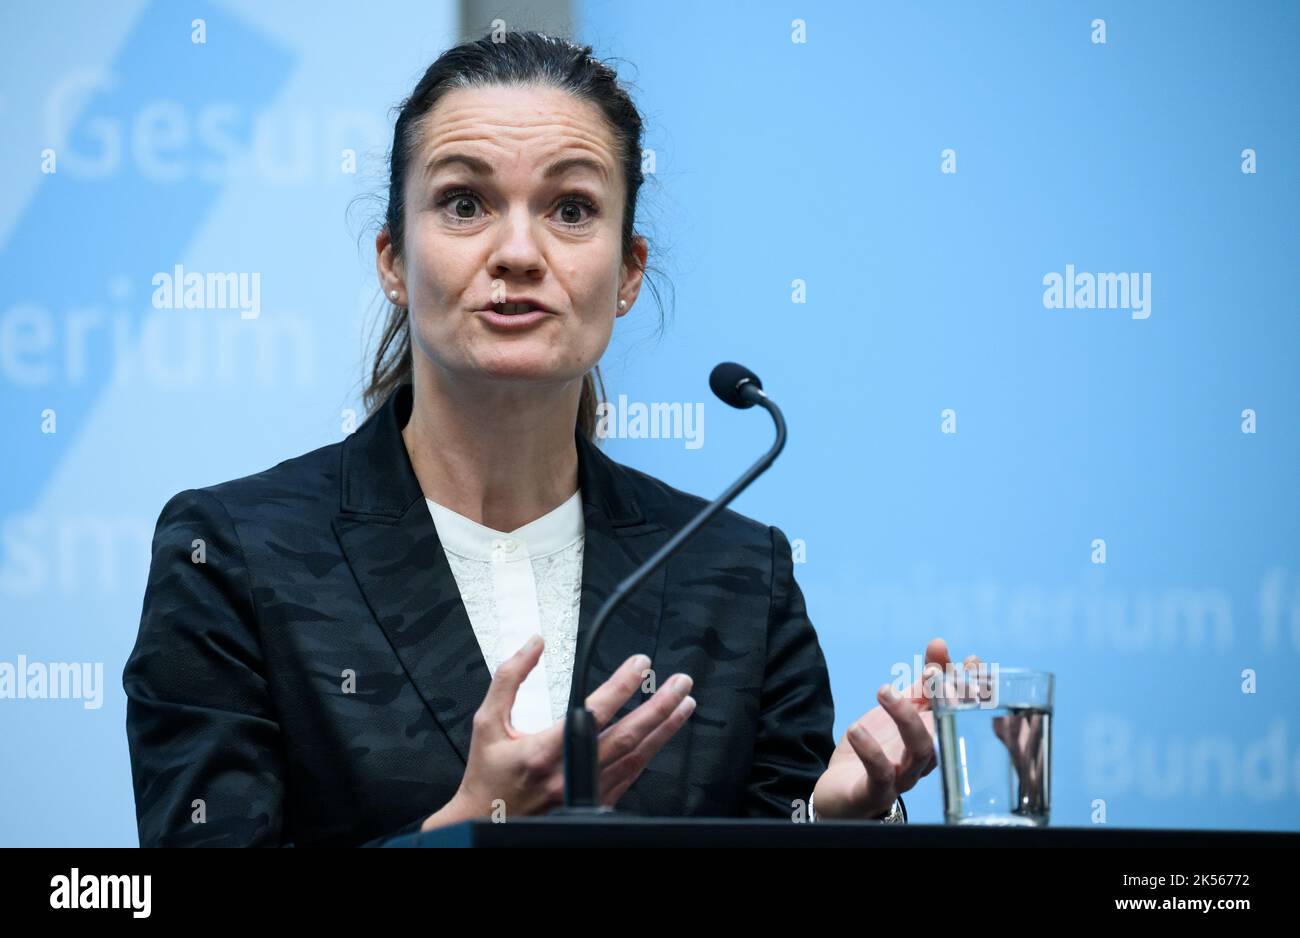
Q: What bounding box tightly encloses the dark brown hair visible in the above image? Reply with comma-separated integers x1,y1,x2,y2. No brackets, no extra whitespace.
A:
365,30,667,439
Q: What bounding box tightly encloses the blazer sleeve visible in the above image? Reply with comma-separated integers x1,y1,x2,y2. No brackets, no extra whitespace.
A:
742,525,837,818
123,488,426,847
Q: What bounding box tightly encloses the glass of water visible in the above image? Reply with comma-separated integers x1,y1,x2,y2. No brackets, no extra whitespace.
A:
933,667,1054,827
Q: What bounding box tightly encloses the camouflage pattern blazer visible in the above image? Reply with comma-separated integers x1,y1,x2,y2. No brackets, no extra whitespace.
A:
123,382,835,846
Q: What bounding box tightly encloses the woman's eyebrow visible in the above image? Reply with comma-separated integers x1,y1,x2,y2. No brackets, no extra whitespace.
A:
425,151,608,182
542,156,608,182
425,152,492,178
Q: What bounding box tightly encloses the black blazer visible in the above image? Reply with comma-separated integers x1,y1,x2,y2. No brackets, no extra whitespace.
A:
123,383,835,846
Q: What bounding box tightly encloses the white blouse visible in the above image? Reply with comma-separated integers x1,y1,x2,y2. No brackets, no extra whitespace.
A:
425,488,857,821
424,489,585,734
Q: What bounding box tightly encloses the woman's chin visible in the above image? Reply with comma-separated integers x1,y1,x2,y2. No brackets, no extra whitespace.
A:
468,355,583,387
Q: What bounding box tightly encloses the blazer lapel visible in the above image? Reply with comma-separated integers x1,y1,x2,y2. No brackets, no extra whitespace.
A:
332,384,487,765
567,431,669,722
331,383,670,772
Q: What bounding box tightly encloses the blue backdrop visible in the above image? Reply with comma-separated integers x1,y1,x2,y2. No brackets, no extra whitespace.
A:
2,0,1296,845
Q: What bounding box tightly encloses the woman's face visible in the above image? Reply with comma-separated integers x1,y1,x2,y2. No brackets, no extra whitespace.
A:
379,83,645,399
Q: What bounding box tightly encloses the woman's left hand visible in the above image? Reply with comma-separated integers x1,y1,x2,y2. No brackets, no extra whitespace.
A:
811,638,983,820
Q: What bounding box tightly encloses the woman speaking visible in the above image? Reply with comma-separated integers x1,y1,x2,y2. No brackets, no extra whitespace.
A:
123,30,973,846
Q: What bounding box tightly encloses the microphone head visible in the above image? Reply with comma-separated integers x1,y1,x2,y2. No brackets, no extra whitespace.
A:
709,362,763,409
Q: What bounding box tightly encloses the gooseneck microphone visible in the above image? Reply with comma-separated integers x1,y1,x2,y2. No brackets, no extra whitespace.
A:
558,362,787,813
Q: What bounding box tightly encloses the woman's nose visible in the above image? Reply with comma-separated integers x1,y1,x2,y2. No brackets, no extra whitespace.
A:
487,211,546,276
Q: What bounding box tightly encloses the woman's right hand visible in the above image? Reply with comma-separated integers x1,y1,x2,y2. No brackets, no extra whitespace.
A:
422,634,695,829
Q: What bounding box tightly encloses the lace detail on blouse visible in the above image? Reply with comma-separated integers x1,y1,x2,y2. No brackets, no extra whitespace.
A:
532,540,584,722
426,491,585,729
441,551,506,667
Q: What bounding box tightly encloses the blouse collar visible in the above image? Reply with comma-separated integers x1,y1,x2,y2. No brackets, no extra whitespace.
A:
425,488,584,562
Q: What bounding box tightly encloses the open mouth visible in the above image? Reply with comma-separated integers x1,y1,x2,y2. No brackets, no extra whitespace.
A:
477,303,552,329
494,302,539,315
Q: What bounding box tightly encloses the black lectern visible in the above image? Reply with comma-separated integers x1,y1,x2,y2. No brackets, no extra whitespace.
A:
380,817,1298,848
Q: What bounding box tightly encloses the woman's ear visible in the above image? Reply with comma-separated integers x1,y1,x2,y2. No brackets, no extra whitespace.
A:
617,235,649,317
376,227,404,299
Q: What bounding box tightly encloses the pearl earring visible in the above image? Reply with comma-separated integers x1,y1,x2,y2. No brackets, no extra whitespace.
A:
389,290,399,301
618,299,627,309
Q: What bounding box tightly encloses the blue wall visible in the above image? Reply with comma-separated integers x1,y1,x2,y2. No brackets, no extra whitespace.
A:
1,0,1296,844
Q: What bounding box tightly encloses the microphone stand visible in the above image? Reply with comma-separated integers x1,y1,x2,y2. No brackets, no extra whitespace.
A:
557,382,786,814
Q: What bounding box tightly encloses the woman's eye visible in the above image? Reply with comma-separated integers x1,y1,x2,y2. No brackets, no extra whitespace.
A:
436,189,483,224
436,190,597,229
555,198,595,228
